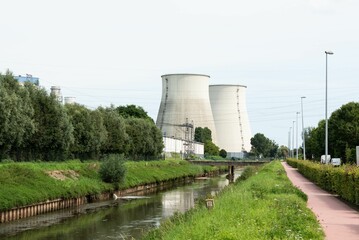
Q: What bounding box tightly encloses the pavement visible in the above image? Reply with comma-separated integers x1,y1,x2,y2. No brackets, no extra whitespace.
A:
281,162,359,240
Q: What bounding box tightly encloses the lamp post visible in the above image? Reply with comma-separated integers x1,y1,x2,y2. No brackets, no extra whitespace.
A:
301,97,306,160
292,121,295,158
296,112,300,159
325,51,334,164
288,127,292,158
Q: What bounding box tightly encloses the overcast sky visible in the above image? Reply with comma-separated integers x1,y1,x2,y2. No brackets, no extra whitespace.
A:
1,0,358,147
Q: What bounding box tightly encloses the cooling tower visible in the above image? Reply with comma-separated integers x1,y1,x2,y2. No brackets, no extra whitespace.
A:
209,85,252,158
64,97,76,105
156,74,217,144
50,86,63,103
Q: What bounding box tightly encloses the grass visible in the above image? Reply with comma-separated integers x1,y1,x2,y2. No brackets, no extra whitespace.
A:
143,161,324,240
0,159,217,211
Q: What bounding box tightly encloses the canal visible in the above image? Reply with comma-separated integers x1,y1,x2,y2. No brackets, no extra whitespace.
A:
0,170,240,240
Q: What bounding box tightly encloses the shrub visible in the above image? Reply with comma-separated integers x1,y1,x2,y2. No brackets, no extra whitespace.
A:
99,155,126,189
286,158,359,205
219,149,227,158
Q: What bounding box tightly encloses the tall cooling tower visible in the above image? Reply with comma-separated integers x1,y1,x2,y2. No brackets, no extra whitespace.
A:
209,85,252,158
156,74,217,144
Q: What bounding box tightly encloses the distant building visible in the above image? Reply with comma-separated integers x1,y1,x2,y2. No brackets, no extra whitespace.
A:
50,86,63,103
14,74,39,86
64,97,76,105
163,136,204,159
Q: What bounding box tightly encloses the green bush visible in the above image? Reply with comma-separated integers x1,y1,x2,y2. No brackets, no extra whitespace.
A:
286,158,359,205
99,155,126,188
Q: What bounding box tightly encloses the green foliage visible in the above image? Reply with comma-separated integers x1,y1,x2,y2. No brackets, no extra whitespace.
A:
0,70,163,161
287,158,359,205
194,127,212,143
26,83,74,161
99,155,126,188
305,102,359,163
277,145,289,158
204,140,220,156
195,127,221,156
250,133,278,158
116,104,153,122
144,161,323,240
0,71,35,159
219,149,227,158
66,104,107,159
125,118,164,159
98,106,128,154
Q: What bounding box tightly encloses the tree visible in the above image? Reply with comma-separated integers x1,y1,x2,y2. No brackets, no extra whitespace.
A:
250,133,278,158
328,102,359,163
0,72,35,160
99,154,126,190
26,84,74,161
204,140,220,156
116,105,153,122
98,106,128,154
194,127,212,143
66,104,107,159
277,145,289,159
219,149,227,158
194,127,221,156
125,118,164,159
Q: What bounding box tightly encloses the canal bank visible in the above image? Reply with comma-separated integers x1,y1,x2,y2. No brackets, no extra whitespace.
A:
144,161,325,240
0,170,235,239
0,160,223,223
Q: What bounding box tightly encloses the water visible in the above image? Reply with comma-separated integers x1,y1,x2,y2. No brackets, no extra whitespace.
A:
0,171,240,240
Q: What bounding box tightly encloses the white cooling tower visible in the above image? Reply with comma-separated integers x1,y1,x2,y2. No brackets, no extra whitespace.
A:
156,74,217,144
209,85,252,158
50,86,63,103
64,97,76,105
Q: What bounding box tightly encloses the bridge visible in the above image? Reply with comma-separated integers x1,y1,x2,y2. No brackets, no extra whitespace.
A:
189,160,270,180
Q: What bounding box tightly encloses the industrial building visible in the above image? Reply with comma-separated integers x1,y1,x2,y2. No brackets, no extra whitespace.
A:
156,74,252,158
209,85,252,158
163,136,204,159
14,74,39,86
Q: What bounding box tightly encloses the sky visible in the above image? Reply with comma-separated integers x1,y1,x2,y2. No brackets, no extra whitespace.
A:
1,0,359,147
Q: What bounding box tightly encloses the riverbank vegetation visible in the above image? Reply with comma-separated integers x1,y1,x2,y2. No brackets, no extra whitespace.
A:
144,161,324,240
0,159,216,211
0,71,163,161
287,158,359,205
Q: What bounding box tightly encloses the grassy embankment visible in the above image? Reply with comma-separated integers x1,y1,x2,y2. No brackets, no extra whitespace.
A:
0,159,216,211
144,161,324,240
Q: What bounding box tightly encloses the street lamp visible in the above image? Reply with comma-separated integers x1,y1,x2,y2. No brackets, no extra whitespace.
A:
292,121,295,158
301,96,306,160
325,51,334,164
296,112,300,159
288,127,292,158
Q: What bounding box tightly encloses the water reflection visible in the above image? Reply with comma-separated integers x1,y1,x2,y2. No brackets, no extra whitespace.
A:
1,170,241,240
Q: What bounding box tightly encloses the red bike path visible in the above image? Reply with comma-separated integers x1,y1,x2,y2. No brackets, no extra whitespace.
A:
282,162,359,240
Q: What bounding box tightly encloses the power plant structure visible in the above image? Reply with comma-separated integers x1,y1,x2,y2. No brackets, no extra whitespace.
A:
156,74,252,158
209,85,252,158
156,74,218,157
50,86,63,103
64,97,76,105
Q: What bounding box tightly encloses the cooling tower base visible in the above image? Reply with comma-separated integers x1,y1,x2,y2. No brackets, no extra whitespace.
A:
227,152,247,160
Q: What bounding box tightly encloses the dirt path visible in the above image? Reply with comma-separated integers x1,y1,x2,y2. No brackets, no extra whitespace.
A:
281,162,359,240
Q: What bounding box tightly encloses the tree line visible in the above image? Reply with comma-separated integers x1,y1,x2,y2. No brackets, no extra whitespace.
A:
250,101,359,164
304,101,359,163
0,71,164,161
